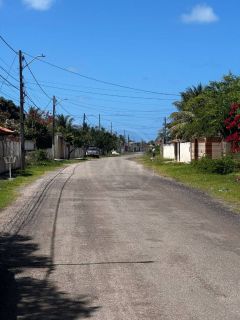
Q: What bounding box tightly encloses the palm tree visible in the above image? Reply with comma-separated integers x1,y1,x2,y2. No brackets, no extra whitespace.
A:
174,84,204,111
56,114,73,132
168,111,195,140
169,84,204,140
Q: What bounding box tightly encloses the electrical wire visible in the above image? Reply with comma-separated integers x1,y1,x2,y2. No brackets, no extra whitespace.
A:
0,35,18,54
0,89,19,103
0,74,19,91
22,52,180,97
27,82,176,101
24,57,52,100
0,56,18,91
25,93,40,109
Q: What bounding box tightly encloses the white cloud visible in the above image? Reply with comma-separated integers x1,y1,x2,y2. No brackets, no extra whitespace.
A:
181,4,219,24
22,0,55,11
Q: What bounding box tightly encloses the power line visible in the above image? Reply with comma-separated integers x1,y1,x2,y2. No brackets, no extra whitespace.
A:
25,92,40,109
0,54,18,91
27,82,176,101
58,102,75,117
0,74,19,91
24,57,52,100
0,34,180,98
23,53,180,97
0,64,19,84
0,89,19,103
0,34,18,54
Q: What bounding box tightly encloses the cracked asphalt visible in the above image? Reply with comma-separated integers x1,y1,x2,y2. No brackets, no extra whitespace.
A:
1,155,240,319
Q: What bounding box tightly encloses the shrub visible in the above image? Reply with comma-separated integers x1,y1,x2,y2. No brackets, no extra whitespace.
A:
192,156,235,174
29,149,49,164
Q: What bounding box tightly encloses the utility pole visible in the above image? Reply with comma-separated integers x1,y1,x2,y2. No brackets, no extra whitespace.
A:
52,96,56,159
19,50,25,171
111,122,112,134
98,114,101,130
164,116,167,144
83,113,86,127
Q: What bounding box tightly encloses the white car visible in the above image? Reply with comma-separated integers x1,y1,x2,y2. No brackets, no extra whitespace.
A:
111,150,120,155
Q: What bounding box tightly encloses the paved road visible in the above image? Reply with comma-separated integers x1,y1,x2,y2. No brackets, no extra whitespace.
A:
2,156,240,319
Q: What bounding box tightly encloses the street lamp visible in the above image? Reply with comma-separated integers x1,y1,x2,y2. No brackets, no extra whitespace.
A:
23,54,46,69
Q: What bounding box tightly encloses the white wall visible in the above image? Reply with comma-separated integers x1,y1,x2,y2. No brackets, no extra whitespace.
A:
163,144,175,160
0,137,21,174
179,142,191,163
198,142,206,158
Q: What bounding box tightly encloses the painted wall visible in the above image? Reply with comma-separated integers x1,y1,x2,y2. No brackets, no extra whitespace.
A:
179,142,191,163
198,142,206,158
163,144,175,160
0,137,21,174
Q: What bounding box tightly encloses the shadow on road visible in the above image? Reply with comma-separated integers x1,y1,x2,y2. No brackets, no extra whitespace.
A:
0,234,100,320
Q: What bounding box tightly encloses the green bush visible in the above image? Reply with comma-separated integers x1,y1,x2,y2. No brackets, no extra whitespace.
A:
28,149,49,164
192,156,235,174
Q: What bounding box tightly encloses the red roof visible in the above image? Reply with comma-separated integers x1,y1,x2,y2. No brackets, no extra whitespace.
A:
0,126,14,135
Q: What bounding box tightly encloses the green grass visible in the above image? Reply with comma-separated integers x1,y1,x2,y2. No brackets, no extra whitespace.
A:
0,159,81,211
138,155,240,211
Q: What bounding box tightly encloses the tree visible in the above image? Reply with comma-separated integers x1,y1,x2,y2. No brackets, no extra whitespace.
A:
0,97,20,131
25,107,52,149
225,103,240,152
168,73,240,141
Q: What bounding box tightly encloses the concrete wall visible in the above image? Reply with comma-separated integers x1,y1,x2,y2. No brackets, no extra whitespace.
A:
198,142,206,159
212,142,222,159
25,140,35,151
69,147,84,159
0,137,21,174
163,144,175,160
45,146,84,160
179,142,191,163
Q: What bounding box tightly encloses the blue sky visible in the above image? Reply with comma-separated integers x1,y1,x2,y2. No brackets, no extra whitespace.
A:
1,0,240,141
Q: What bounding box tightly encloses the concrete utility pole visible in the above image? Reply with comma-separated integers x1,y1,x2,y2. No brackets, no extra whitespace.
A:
111,122,112,134
164,116,167,144
99,114,101,130
52,96,57,159
19,50,25,171
83,113,86,127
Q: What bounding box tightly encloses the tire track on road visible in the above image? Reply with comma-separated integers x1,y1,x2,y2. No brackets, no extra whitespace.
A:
0,166,68,237
45,164,78,279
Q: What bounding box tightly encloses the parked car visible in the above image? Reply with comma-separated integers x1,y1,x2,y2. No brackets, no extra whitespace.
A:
111,150,120,156
85,146,100,158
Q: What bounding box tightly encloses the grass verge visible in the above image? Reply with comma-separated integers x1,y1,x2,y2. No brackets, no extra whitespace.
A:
0,159,81,211
138,155,240,211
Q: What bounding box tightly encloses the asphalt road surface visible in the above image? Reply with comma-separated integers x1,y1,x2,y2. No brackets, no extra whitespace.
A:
1,156,240,319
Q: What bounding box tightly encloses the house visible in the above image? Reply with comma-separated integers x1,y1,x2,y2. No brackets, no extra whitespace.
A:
163,137,231,163
163,140,191,163
191,138,231,160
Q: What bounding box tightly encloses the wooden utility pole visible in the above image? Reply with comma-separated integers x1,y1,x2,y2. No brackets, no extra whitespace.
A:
52,96,56,159
19,50,25,171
